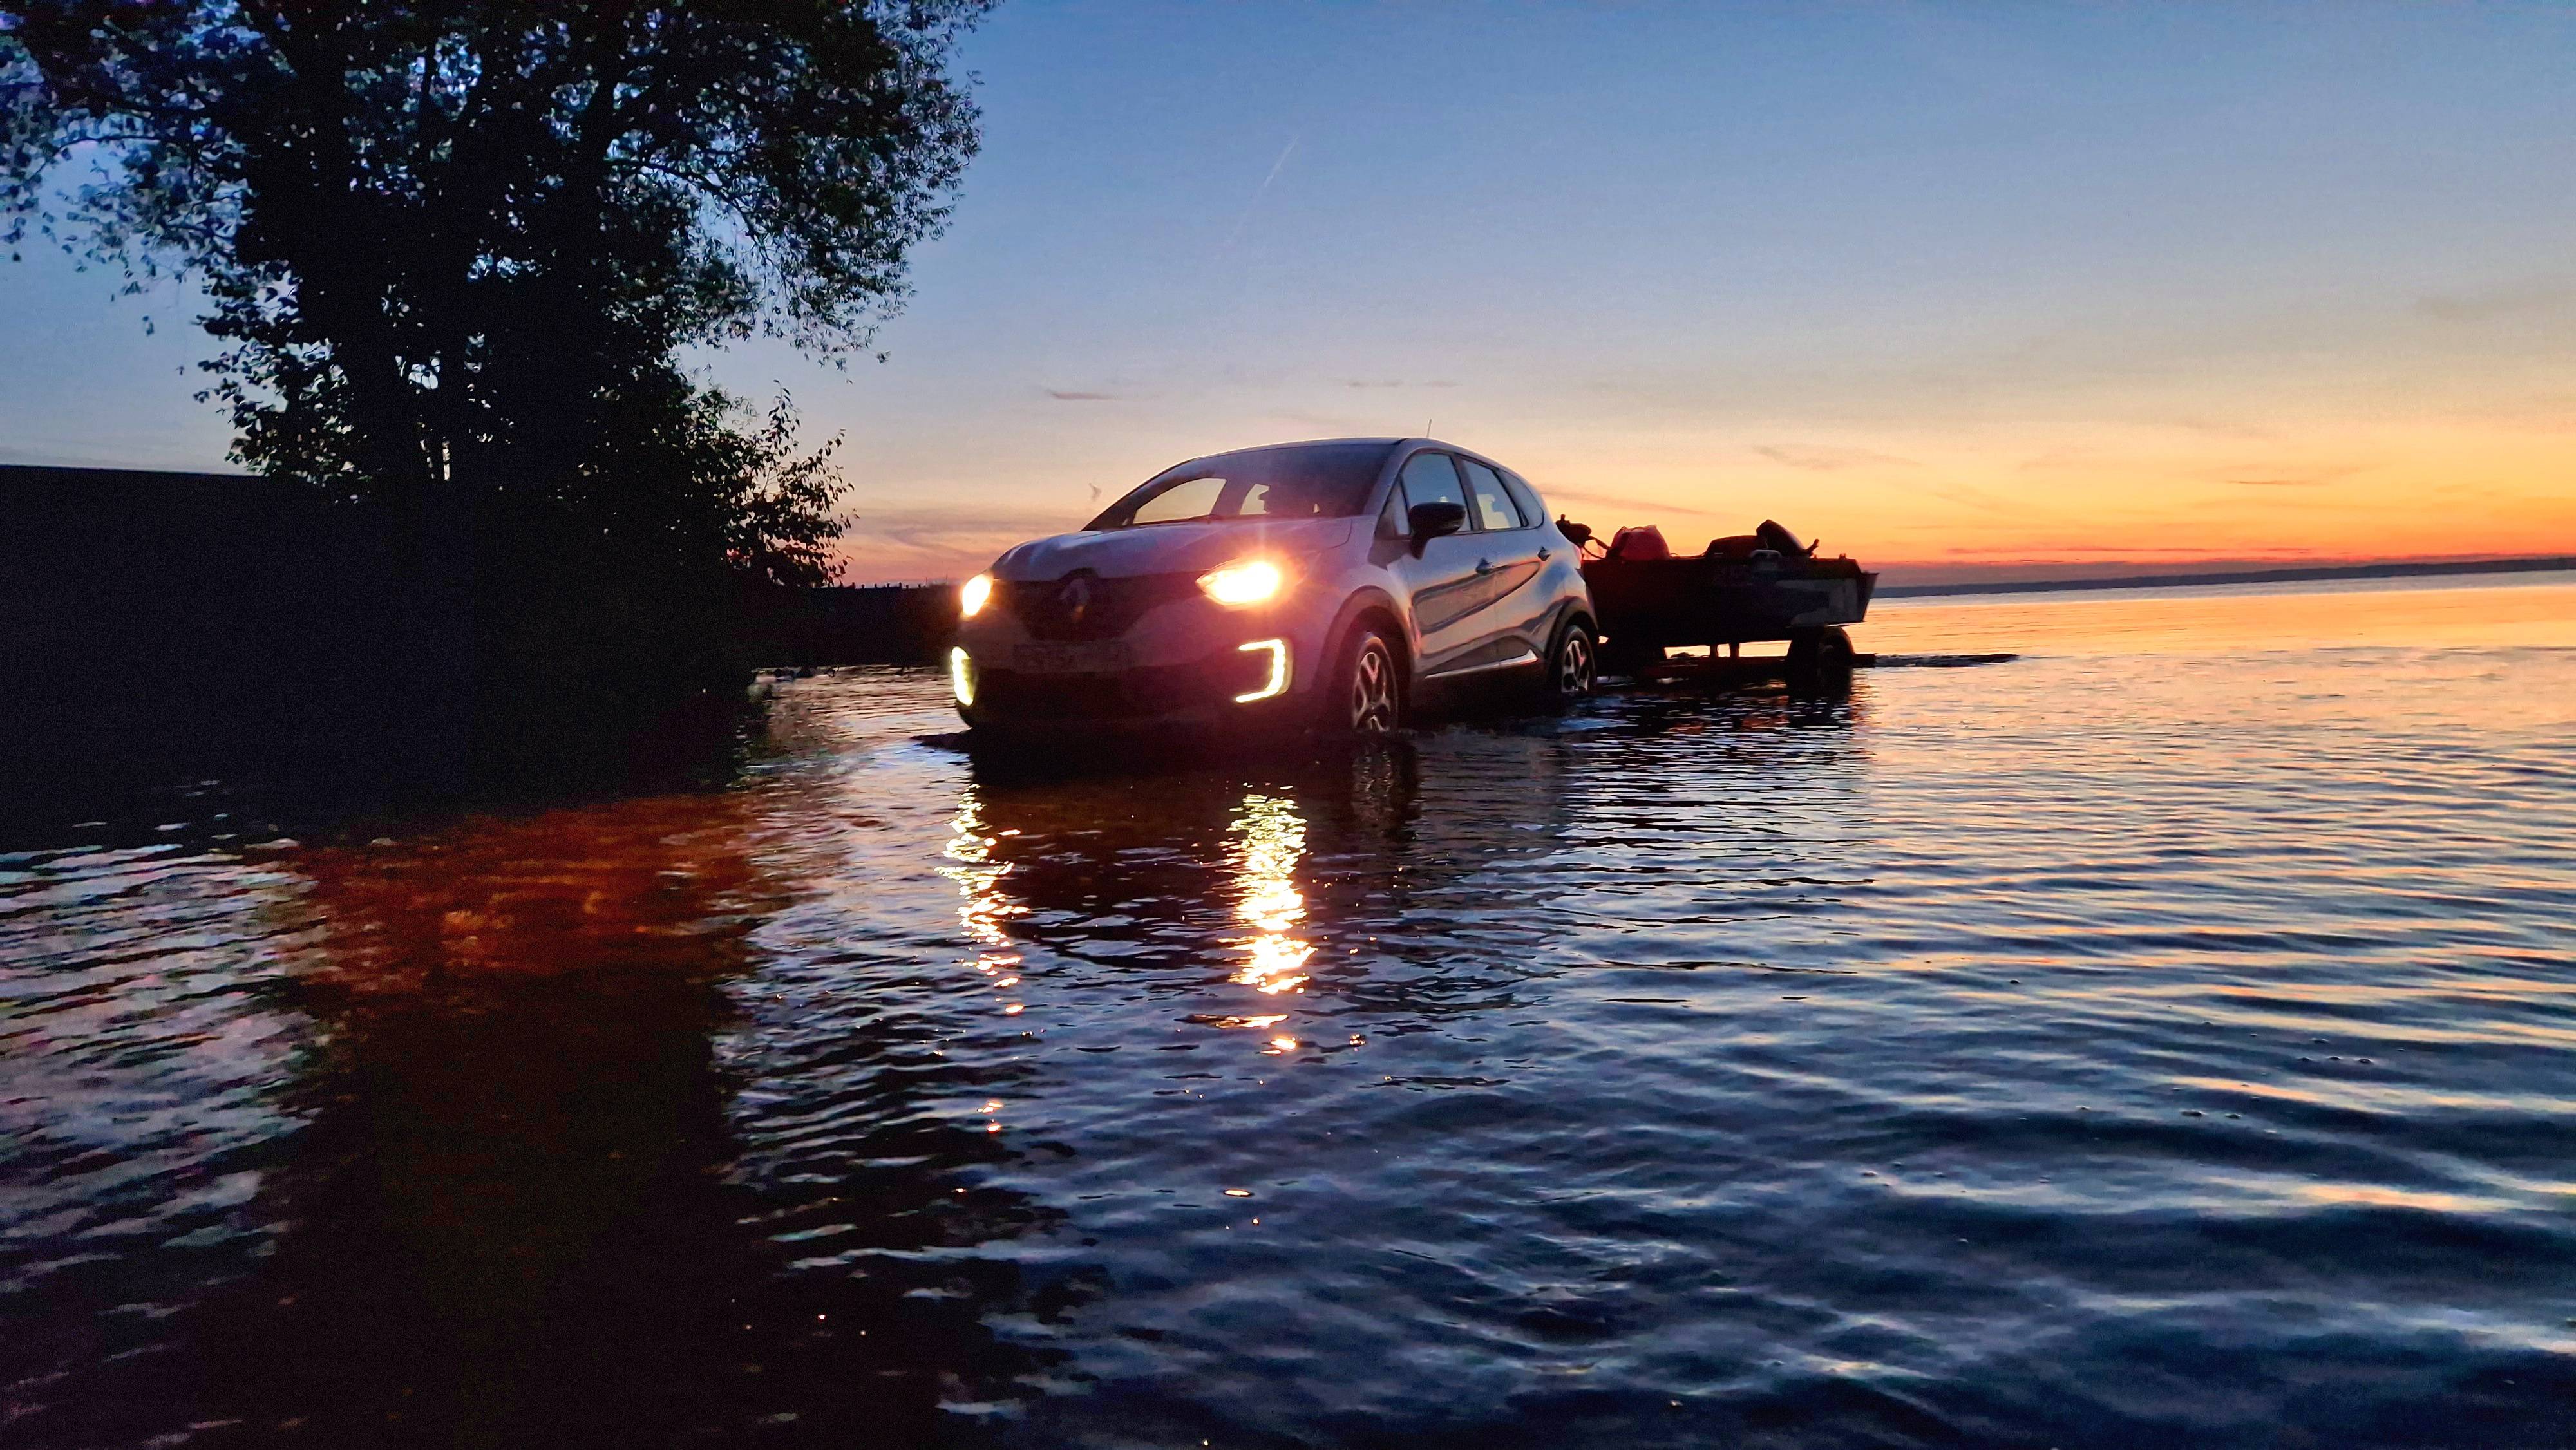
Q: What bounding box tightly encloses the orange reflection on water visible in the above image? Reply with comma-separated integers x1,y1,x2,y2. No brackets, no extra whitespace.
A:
285,794,773,992
1227,792,1314,994
1866,570,2576,660
2284,1182,2505,1216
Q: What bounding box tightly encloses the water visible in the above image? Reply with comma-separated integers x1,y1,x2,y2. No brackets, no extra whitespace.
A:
6,574,2575,1448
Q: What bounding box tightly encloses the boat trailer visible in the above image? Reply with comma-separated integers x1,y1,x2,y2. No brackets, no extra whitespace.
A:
1561,518,1879,684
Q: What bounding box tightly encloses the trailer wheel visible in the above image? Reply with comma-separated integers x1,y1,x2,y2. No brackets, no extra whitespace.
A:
1786,626,1855,685
1598,636,1661,677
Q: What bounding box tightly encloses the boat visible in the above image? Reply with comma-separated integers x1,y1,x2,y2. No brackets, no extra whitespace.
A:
1558,517,1877,680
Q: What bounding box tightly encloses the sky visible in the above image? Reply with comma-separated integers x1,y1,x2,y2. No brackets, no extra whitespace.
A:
3,1,2572,584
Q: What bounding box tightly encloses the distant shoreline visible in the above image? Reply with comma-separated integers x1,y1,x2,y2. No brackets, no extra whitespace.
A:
1878,556,2576,600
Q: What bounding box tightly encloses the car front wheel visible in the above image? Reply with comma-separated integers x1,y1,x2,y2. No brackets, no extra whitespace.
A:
1330,626,1405,735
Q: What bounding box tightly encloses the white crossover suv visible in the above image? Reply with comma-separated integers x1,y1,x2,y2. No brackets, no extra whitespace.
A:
949,438,1598,734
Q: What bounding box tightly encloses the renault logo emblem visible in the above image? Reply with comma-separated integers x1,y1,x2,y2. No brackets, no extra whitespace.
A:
1056,574,1095,621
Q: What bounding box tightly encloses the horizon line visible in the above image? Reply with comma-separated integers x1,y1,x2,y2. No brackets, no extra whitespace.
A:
1877,556,2576,600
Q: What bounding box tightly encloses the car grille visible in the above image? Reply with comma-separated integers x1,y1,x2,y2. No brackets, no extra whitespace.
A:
998,571,1200,642
976,650,1274,722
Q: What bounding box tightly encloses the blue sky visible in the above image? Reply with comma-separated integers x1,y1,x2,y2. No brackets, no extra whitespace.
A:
5,2,2572,579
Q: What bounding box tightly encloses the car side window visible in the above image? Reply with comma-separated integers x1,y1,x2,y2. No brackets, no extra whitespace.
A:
1376,485,1408,539
1459,459,1524,531
1500,471,1546,527
1397,451,1467,518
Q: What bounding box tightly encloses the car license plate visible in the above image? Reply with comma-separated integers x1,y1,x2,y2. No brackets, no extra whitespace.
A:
1013,641,1133,674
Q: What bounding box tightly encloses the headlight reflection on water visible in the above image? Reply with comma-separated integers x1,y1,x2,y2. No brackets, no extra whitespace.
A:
937,786,1318,1075
1227,792,1314,994
940,791,1025,1019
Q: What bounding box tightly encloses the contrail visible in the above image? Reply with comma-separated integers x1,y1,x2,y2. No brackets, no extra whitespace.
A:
1222,133,1300,252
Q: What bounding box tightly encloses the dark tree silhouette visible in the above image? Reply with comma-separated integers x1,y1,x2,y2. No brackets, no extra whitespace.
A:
1,1,985,777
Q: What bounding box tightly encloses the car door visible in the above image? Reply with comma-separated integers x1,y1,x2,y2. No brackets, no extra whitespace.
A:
1385,451,1492,670
1455,457,1557,655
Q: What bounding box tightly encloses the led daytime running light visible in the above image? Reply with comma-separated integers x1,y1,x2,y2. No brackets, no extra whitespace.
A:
1235,639,1289,702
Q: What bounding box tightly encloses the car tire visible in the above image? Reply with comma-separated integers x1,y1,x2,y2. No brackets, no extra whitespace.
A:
1327,625,1405,736
1544,617,1599,704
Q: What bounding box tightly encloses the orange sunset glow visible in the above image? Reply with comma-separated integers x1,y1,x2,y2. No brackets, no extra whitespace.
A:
6,5,2573,588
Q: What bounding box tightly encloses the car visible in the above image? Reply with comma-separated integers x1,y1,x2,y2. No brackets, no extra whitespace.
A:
949,437,1598,735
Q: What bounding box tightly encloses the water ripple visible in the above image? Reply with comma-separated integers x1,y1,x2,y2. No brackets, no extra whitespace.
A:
5,593,2576,1446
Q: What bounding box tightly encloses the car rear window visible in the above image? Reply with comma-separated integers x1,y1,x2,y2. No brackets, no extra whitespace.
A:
1090,442,1393,529
1459,458,1524,530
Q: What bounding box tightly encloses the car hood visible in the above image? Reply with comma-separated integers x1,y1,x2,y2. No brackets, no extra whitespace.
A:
992,518,1354,581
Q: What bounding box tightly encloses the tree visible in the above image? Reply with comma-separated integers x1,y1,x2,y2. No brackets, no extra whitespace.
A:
1,1,985,775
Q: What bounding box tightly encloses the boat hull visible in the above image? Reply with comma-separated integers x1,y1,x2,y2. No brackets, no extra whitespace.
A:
1584,556,1877,649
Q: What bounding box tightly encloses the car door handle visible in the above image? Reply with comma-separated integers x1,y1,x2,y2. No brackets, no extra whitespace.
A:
1475,558,1494,575
1535,547,1551,561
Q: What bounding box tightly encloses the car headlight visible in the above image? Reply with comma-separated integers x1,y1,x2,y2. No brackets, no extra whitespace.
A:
1197,558,1285,607
960,572,994,618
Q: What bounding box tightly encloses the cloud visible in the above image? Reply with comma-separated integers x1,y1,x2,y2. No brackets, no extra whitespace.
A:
1917,482,2047,518
1750,443,1920,472
1341,379,1459,390
2016,447,2093,473
840,500,1071,541
1937,543,2316,558
1548,487,1719,519
2197,462,2362,489
1045,389,1122,402
2146,416,2277,441
1258,407,1381,431
2416,278,2574,323
826,499,1091,582
2441,390,2576,432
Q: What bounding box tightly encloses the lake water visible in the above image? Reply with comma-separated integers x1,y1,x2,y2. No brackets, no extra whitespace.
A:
6,573,2575,1448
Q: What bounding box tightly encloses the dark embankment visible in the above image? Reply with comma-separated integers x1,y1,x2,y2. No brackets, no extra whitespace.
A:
741,579,956,669
3,466,448,823
1,465,953,831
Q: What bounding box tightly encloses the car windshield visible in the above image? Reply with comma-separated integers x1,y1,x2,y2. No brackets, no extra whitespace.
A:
1088,442,1392,529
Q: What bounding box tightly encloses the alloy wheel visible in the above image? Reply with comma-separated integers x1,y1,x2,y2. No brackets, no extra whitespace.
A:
1555,627,1596,698
1350,639,1399,733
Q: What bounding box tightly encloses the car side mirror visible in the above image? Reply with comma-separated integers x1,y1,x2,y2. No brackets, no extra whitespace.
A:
1407,501,1466,555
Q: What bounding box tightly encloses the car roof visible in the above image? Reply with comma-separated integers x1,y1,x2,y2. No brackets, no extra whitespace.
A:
1175,437,1499,472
